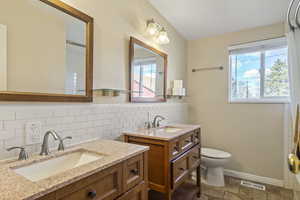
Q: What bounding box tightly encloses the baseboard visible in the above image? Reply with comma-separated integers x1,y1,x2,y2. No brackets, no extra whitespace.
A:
224,169,284,187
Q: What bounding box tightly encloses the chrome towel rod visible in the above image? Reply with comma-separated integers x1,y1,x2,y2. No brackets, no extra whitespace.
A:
192,66,223,72
66,40,86,48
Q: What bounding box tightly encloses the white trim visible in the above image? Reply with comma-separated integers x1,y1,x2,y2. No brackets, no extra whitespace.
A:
224,169,284,187
228,37,287,54
229,98,290,104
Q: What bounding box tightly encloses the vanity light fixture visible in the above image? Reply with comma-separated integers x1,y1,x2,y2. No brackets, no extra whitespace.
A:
146,19,170,44
156,28,170,44
146,19,160,36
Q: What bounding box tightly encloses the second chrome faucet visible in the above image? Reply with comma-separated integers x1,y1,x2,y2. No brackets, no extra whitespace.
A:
145,112,166,129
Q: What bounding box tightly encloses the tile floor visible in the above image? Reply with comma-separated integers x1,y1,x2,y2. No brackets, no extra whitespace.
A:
199,176,294,200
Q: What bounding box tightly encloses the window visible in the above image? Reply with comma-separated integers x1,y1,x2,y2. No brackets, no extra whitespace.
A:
133,58,157,98
229,38,289,103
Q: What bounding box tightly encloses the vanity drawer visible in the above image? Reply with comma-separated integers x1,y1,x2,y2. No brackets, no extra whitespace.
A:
58,164,123,200
189,145,201,170
171,152,189,189
123,154,144,192
180,132,194,152
117,182,147,200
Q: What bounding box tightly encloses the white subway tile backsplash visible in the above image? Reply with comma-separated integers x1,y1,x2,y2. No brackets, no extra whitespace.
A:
4,120,26,130
53,109,69,117
0,103,188,160
16,109,52,120
0,130,14,140
0,111,15,120
4,130,25,148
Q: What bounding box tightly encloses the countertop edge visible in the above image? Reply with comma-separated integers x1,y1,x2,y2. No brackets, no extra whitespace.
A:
123,124,201,141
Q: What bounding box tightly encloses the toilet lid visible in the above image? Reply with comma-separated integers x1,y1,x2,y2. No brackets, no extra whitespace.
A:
202,148,231,159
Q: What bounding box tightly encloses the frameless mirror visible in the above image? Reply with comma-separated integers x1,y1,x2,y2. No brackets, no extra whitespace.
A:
0,0,93,102
130,37,167,102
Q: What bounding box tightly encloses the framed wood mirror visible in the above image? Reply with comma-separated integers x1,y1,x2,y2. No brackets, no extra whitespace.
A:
0,0,93,102
129,37,167,103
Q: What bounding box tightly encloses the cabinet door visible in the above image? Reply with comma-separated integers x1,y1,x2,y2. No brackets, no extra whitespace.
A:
117,182,147,200
58,164,123,200
123,154,144,192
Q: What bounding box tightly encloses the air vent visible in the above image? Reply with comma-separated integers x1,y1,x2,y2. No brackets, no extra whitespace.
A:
240,180,266,191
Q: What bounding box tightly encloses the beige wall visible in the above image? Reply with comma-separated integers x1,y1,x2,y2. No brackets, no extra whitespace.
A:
60,0,187,103
187,23,285,180
0,24,7,91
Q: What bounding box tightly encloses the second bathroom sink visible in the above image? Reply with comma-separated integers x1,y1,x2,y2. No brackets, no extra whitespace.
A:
156,126,183,133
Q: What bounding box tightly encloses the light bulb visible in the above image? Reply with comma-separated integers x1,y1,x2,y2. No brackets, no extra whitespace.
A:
147,19,159,36
156,28,170,44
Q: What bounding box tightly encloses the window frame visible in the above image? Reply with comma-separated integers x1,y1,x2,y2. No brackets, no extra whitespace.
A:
228,39,290,104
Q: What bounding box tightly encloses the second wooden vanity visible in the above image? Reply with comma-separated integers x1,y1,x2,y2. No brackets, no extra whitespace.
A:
124,124,201,200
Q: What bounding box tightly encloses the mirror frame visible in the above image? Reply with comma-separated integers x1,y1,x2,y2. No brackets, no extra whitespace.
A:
0,0,94,102
129,37,167,103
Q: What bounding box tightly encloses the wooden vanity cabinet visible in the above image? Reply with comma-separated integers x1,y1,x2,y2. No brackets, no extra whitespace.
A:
124,128,201,200
37,151,148,200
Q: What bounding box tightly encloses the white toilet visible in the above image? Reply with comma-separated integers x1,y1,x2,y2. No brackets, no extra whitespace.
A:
202,148,231,187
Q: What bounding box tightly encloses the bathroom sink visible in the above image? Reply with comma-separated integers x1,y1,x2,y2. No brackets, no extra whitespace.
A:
157,126,183,133
13,149,105,182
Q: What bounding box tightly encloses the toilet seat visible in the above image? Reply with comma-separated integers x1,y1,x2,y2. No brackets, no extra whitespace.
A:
202,148,231,159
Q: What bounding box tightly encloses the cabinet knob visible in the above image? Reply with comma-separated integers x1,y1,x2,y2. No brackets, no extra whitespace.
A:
130,169,139,175
87,190,97,199
179,167,185,171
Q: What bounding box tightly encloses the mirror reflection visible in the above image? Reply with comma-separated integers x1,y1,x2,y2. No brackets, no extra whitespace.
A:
131,42,166,101
0,0,86,95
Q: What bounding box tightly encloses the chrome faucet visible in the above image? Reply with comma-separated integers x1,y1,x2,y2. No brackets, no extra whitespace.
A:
152,115,166,128
145,112,152,129
7,147,29,160
58,136,72,151
40,130,61,156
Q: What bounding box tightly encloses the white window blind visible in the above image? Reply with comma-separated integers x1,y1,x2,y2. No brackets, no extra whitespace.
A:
229,37,287,55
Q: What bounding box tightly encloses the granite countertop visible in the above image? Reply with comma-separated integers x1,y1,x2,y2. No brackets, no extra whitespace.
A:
0,140,149,200
123,124,201,141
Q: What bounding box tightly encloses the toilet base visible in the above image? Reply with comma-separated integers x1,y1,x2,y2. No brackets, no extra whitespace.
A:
205,167,225,187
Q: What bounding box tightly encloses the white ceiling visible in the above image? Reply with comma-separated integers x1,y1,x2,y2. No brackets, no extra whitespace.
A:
148,0,290,40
